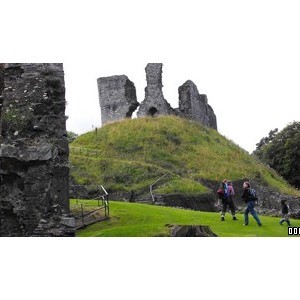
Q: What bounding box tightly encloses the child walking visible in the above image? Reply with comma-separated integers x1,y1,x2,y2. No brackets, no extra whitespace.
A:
279,200,291,226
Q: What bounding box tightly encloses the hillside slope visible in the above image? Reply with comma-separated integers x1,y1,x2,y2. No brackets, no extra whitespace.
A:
70,116,298,201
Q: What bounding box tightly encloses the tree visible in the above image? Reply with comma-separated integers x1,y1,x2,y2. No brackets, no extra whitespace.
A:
253,122,300,188
67,131,78,143
254,128,278,153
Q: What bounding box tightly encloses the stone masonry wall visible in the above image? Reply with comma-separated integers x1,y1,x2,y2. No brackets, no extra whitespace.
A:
97,75,139,125
0,64,4,136
137,63,175,117
178,80,217,130
207,103,217,130
0,63,74,236
0,64,4,92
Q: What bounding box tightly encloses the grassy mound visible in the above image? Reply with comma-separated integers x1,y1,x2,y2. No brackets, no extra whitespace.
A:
70,116,298,196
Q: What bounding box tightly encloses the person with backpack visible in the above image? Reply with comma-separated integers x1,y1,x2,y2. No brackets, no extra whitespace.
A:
242,181,262,226
227,181,237,219
218,179,237,221
279,199,291,226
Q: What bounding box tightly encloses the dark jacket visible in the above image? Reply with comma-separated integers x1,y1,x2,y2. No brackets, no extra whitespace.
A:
282,203,289,215
242,188,254,203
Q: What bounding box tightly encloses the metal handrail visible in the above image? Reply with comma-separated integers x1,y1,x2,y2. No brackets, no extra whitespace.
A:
150,173,170,203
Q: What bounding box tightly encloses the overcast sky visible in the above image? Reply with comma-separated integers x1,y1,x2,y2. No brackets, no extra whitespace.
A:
2,0,300,153
60,0,300,154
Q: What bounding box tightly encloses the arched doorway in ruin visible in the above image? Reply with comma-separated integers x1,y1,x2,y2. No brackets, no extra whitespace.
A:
147,107,158,117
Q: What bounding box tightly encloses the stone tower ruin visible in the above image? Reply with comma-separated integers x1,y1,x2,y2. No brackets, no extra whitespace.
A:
137,63,174,117
178,80,217,129
97,75,139,125
97,63,217,130
0,63,74,236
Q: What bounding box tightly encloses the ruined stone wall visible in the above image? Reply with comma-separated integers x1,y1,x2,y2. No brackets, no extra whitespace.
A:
207,103,217,130
0,64,4,136
97,75,139,125
97,63,217,131
0,64,4,93
0,63,74,236
178,80,217,130
137,63,175,117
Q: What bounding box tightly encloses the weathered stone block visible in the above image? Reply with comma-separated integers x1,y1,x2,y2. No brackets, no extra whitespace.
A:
178,80,217,130
171,225,217,237
97,75,139,125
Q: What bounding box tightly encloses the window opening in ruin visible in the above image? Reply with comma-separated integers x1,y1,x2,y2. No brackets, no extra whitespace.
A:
147,107,158,117
126,103,139,119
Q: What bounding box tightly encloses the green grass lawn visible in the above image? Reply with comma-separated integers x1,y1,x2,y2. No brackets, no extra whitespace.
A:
71,199,300,237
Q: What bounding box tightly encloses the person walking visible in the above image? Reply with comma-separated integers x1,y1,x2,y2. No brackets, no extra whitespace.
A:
219,179,237,221
279,199,291,226
227,181,237,220
242,181,262,226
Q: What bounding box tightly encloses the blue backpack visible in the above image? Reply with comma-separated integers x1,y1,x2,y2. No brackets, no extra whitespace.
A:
223,187,229,199
217,184,228,199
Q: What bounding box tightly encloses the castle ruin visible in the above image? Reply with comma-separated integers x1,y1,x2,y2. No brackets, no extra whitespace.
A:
97,75,139,124
97,63,217,130
178,80,217,129
0,63,74,236
137,63,174,117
